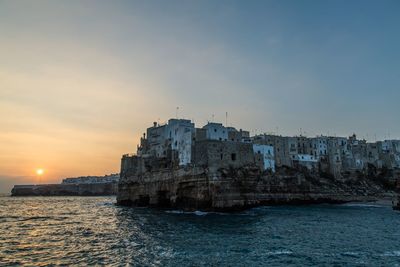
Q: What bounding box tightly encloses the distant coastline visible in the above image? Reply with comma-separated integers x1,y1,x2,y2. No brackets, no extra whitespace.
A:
11,174,119,197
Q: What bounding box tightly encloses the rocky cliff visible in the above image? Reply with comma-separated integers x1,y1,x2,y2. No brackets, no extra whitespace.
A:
117,165,393,211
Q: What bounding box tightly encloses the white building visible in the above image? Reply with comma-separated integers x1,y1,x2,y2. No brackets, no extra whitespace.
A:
253,144,275,172
292,154,318,171
144,119,195,166
202,122,228,141
310,136,328,158
165,119,195,166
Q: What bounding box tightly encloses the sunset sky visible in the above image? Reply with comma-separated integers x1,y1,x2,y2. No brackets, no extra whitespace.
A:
1,0,399,193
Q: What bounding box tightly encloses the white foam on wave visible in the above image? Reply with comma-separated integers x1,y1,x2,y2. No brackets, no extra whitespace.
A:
266,250,293,255
165,210,209,216
381,251,400,257
165,210,185,214
342,203,383,208
194,210,208,216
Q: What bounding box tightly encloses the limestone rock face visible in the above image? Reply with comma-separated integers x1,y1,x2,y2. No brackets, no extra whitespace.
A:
117,165,388,211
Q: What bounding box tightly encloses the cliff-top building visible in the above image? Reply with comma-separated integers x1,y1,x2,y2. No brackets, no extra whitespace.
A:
118,118,400,210
125,119,400,182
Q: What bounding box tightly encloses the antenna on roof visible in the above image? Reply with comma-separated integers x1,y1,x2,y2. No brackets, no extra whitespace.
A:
212,114,215,122
225,112,228,127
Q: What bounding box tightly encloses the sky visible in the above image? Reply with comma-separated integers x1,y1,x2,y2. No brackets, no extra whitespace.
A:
1,0,399,193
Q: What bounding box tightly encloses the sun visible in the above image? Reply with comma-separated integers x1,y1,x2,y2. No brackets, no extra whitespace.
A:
36,169,44,176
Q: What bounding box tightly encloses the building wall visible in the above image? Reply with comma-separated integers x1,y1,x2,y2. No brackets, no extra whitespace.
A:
140,119,195,166
192,140,255,170
227,127,249,142
310,136,328,158
166,119,195,165
146,123,168,157
292,154,318,171
202,123,228,141
252,144,275,172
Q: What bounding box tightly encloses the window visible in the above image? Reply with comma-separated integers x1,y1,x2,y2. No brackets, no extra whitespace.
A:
220,154,223,160
231,153,237,161
214,129,217,132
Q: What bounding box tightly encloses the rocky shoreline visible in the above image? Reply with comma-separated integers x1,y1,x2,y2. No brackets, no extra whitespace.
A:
117,166,395,212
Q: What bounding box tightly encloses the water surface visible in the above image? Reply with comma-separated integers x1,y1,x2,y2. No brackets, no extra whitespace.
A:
0,196,399,266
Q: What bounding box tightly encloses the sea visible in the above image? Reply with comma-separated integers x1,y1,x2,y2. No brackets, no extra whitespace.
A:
0,196,399,266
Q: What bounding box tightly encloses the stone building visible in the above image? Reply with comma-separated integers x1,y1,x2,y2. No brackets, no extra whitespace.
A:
252,144,275,172
291,154,318,171
128,119,400,184
138,119,195,166
192,140,255,172
296,136,311,155
202,122,228,141
227,127,250,142
310,136,328,159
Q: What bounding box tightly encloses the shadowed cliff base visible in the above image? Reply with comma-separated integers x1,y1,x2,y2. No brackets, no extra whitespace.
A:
117,166,395,212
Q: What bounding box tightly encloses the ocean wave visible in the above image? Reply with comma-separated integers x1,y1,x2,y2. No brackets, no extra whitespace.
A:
165,210,208,216
341,251,361,257
0,216,62,223
265,250,293,255
342,203,384,208
381,251,400,257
